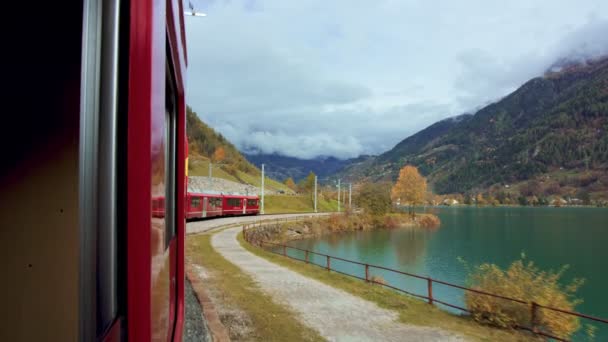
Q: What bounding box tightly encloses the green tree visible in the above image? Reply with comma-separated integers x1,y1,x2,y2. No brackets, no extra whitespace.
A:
355,182,392,215
298,171,316,193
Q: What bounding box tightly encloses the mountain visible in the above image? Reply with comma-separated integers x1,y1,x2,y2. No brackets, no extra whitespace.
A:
187,107,294,194
187,106,259,175
336,57,608,197
244,153,361,183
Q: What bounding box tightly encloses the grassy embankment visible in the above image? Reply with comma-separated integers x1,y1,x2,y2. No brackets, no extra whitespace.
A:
187,233,324,341
237,232,537,342
188,156,294,194
263,195,339,214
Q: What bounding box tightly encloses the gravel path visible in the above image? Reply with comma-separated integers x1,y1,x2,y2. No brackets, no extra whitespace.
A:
184,279,211,342
212,227,467,342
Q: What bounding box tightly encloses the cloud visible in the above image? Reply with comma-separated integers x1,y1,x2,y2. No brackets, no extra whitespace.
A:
185,0,608,159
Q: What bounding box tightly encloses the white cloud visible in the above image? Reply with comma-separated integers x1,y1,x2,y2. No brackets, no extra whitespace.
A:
185,0,608,159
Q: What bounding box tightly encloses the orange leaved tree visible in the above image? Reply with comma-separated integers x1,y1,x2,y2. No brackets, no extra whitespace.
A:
284,177,297,191
212,146,225,162
391,165,427,215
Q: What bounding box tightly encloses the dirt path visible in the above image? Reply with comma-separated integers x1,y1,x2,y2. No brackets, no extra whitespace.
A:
212,227,467,342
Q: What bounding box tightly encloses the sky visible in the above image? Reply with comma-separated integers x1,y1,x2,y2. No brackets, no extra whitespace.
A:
185,0,608,159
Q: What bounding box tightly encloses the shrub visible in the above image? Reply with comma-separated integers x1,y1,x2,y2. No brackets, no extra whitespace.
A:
462,255,585,339
383,215,401,229
418,215,441,229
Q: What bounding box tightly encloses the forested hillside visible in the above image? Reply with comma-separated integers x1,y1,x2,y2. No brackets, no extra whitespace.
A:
335,57,608,201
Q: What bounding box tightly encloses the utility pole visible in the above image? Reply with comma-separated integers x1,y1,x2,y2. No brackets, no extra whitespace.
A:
314,175,318,213
337,179,341,212
349,183,352,209
208,162,212,188
261,164,265,214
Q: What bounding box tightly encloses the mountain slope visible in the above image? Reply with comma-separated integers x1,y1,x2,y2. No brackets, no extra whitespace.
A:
338,57,608,195
187,106,259,176
244,153,361,182
186,107,294,194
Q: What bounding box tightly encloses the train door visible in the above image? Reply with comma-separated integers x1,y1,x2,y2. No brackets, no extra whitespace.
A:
243,198,247,215
202,197,208,218
126,0,187,340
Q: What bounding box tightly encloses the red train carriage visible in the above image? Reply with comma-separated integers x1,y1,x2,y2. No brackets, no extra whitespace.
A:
244,196,260,215
185,193,223,219
1,0,188,341
222,195,247,216
185,193,260,219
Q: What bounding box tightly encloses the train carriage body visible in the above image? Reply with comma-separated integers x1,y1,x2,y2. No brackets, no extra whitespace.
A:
186,193,223,219
245,196,260,215
1,0,188,341
221,195,246,216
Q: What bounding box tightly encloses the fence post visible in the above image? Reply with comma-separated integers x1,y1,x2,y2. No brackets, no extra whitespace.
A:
305,250,309,264
326,256,331,271
427,277,433,305
530,302,538,333
365,264,369,282
283,245,286,256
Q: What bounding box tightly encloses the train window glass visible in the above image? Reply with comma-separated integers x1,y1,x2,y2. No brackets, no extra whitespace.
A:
191,197,200,208
164,55,178,248
247,199,257,206
228,198,242,207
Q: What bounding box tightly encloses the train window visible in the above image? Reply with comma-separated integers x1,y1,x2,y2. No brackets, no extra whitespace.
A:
227,198,242,206
164,52,178,248
191,197,200,208
247,199,257,206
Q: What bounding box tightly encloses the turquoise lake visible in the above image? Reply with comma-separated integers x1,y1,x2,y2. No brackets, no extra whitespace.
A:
287,207,608,340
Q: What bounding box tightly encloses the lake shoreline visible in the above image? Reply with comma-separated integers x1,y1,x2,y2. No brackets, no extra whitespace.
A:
245,212,441,245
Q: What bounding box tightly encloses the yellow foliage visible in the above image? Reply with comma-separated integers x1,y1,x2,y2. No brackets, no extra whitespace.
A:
463,256,586,339
391,165,427,206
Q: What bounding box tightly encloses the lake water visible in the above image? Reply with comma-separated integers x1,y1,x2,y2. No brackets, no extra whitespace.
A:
287,207,608,340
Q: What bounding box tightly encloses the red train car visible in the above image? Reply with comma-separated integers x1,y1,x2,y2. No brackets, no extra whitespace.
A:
1,0,188,341
222,194,248,216
244,196,261,215
186,193,223,219
185,193,260,219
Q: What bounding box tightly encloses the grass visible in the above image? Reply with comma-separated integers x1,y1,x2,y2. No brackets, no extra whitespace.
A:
237,233,538,342
237,171,294,194
188,157,241,183
186,233,325,342
264,195,339,214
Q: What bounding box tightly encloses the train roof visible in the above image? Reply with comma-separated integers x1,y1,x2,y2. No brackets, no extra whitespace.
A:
188,192,259,198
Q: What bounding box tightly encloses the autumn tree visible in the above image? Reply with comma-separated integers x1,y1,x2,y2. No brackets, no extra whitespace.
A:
476,193,485,206
391,165,427,215
298,171,316,193
212,146,225,162
284,177,297,191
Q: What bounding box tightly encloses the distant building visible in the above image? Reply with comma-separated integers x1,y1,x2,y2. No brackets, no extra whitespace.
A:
443,198,459,206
